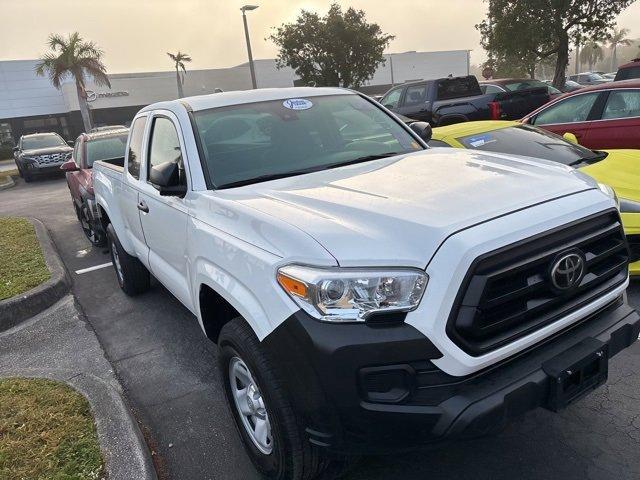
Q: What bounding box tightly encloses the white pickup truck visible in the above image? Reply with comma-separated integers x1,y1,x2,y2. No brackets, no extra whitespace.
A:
93,87,639,480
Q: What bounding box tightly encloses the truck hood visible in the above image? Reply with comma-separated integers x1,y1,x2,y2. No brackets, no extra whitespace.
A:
222,149,598,267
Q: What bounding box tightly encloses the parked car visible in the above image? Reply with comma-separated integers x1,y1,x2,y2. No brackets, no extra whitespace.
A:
93,87,638,480
568,72,611,85
379,75,549,126
13,132,73,182
522,79,640,149
480,77,562,99
543,79,583,93
61,128,129,246
429,120,640,275
89,125,127,133
614,58,640,81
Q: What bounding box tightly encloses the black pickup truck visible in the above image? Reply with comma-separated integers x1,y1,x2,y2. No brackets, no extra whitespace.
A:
378,76,550,127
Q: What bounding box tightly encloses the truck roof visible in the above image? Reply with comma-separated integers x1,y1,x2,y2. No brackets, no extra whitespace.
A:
140,87,354,113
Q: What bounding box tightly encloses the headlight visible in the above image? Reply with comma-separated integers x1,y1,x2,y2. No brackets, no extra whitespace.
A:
276,265,428,323
619,197,640,214
598,183,619,210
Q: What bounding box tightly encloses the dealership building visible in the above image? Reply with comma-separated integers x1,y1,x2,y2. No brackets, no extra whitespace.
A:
0,49,470,144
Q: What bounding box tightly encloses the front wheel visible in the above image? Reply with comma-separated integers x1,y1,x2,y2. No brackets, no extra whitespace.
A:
106,223,150,295
218,318,345,480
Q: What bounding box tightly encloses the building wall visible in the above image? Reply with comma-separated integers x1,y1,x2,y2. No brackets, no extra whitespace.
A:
0,60,67,120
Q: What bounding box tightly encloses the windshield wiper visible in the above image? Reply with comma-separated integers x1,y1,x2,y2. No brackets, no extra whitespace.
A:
323,152,405,170
217,152,406,189
568,151,608,166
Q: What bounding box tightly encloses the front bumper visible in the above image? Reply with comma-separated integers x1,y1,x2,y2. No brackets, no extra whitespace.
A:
263,296,639,454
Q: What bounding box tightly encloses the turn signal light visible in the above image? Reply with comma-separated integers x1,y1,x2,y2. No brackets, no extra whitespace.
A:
277,273,308,298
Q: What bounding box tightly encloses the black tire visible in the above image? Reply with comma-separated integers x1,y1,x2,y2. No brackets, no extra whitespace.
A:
218,317,345,480
23,172,33,183
106,223,150,295
80,202,106,247
16,164,24,178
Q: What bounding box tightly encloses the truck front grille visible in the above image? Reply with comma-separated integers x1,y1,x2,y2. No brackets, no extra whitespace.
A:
447,210,629,356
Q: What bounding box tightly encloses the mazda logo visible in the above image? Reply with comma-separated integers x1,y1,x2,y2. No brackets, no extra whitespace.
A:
550,252,585,291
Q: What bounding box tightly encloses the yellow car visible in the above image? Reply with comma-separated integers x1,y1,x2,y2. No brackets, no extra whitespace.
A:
430,120,640,276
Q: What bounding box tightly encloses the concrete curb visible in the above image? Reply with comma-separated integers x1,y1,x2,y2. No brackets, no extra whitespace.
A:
0,217,70,331
0,368,157,480
0,175,15,190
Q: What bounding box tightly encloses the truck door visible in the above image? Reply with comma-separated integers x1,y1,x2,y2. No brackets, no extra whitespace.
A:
119,115,149,263
137,113,193,311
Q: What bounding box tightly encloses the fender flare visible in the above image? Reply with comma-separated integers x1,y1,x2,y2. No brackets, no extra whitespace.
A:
94,193,136,255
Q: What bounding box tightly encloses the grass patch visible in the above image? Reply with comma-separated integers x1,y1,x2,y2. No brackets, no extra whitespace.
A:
0,217,50,300
0,378,104,480
0,169,18,182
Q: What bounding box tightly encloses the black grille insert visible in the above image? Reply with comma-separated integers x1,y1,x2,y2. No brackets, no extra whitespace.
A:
447,210,629,356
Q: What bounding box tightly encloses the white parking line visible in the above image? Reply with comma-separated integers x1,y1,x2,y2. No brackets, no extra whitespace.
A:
75,262,113,275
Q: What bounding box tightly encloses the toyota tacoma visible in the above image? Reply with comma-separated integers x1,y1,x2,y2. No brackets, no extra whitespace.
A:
92,88,639,480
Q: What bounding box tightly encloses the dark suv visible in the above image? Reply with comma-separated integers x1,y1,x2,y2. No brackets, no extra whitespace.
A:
14,132,73,182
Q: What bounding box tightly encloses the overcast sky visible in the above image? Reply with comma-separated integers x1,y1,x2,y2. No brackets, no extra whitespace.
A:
1,0,640,73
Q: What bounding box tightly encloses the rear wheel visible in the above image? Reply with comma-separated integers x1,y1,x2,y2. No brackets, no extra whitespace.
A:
218,318,346,480
106,223,150,295
79,202,106,247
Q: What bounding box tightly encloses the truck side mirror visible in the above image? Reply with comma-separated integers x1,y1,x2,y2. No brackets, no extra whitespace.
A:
409,121,432,143
149,160,187,197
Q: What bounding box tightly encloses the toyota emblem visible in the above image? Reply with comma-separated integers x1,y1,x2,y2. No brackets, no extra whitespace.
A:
550,252,585,291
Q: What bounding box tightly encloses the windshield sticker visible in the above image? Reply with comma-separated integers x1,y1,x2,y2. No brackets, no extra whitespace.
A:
283,98,313,110
465,134,497,148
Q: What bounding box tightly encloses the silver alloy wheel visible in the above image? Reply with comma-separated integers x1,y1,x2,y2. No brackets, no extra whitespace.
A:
229,356,273,454
111,241,124,283
81,206,97,243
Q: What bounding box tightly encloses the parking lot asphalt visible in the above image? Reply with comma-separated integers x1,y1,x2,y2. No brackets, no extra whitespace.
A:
2,175,639,480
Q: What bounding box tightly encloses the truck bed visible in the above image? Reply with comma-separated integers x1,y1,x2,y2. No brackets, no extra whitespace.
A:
94,156,125,172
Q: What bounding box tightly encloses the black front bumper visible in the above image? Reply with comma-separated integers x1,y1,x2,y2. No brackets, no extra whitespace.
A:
23,163,65,176
262,295,640,454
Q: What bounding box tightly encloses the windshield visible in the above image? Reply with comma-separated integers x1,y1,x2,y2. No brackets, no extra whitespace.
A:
457,125,600,166
86,133,129,167
193,94,423,188
22,134,66,150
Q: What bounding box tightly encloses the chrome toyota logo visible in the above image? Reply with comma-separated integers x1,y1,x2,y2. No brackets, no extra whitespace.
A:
550,252,585,291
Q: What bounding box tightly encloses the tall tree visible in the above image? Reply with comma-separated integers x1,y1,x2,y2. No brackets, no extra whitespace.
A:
609,27,631,70
477,0,635,89
35,32,110,133
269,3,394,88
579,39,605,70
167,51,192,98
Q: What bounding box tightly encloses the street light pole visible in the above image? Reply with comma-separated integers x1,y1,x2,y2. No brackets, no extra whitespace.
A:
241,5,259,89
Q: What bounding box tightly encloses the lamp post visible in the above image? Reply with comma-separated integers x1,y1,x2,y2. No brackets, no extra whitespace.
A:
241,4,259,89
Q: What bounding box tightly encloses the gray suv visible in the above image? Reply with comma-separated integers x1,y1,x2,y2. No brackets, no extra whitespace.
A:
14,133,73,182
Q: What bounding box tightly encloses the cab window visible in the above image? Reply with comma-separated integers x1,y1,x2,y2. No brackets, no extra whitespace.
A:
402,84,427,106
147,117,185,186
381,88,402,109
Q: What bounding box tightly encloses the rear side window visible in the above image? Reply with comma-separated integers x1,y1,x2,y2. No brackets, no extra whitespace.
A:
127,117,147,179
601,90,640,119
532,93,599,125
436,77,482,100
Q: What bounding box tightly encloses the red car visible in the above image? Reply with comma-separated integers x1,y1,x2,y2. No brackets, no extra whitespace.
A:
61,128,129,246
521,79,640,149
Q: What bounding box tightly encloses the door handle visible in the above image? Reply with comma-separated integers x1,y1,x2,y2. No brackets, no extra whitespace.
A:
137,201,149,213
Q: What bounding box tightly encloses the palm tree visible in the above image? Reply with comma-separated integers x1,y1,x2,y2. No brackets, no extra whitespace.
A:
167,51,192,98
579,40,605,72
609,27,631,71
36,32,110,133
